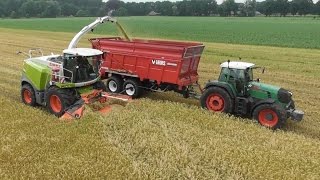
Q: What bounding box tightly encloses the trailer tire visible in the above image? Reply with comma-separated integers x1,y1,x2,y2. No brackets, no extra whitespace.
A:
106,76,123,93
200,86,234,113
252,104,286,129
21,84,37,107
123,79,142,98
46,87,77,117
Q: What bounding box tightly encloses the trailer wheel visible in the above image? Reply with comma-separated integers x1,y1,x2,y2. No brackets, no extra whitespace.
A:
200,87,234,113
123,79,141,98
252,104,286,129
106,76,123,93
46,87,77,117
21,84,37,106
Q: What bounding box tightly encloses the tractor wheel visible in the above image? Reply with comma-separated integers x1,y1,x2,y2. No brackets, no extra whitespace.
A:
21,84,37,107
46,87,77,117
200,87,234,113
252,104,286,129
93,81,107,91
123,79,142,98
106,76,123,93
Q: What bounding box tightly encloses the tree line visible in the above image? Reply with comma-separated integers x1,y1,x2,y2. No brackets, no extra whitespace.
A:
0,0,319,18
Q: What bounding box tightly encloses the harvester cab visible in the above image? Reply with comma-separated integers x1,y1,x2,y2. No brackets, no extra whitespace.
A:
200,61,304,129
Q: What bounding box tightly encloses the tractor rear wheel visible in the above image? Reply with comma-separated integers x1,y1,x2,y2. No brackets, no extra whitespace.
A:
106,76,123,93
252,104,286,129
123,79,142,98
46,87,77,117
200,87,234,113
21,84,37,106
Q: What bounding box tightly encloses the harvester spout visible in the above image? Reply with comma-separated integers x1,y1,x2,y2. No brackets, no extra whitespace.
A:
68,16,130,49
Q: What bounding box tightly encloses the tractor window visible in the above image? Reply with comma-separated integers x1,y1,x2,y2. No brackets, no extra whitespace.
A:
245,68,253,82
219,67,229,82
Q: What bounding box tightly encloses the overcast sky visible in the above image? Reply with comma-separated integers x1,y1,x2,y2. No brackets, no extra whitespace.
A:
111,0,318,5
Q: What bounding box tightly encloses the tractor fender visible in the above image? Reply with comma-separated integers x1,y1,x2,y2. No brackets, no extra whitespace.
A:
204,81,236,98
250,98,276,115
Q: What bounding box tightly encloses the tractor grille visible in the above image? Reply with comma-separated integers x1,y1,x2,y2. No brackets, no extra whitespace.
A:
278,88,292,104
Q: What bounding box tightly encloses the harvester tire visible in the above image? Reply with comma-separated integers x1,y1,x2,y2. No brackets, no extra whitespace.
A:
94,81,107,91
200,86,234,113
123,79,142,98
252,104,286,129
21,84,37,107
106,76,123,93
46,87,77,117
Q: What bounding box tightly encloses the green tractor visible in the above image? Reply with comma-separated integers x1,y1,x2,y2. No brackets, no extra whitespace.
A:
20,48,107,118
200,61,304,129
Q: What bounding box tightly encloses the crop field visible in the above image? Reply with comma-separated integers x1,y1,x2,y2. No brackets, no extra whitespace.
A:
0,16,320,49
0,17,320,179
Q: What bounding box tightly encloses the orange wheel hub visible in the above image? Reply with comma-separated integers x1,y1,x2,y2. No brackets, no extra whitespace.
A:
258,109,279,127
206,93,225,112
23,89,32,104
50,95,62,113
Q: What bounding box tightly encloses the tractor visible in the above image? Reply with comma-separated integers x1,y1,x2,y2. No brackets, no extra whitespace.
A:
200,61,304,129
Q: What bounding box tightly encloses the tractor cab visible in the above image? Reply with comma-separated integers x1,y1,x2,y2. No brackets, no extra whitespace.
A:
62,48,103,83
219,61,256,96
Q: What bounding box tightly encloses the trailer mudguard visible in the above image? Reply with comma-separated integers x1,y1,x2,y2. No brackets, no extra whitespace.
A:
204,81,236,98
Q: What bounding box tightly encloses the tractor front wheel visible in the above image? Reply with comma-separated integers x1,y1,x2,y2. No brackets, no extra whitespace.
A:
21,84,37,106
46,87,77,117
200,87,234,113
252,104,286,129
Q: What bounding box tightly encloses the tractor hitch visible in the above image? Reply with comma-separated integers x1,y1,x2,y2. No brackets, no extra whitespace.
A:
287,109,304,121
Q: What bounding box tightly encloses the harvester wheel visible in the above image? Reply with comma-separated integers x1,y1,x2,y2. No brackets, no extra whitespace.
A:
200,87,234,113
253,104,286,129
46,87,77,117
123,79,141,98
21,84,36,106
93,81,107,91
106,76,123,93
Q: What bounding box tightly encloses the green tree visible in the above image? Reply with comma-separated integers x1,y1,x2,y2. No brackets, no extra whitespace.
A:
10,11,19,19
292,0,314,15
42,1,61,18
76,10,89,17
315,1,320,15
219,0,238,16
61,3,79,16
276,0,289,16
106,0,121,11
241,0,257,16
114,7,128,16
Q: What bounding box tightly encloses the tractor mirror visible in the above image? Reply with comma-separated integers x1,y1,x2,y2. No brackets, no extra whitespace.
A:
262,67,265,74
256,78,260,82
